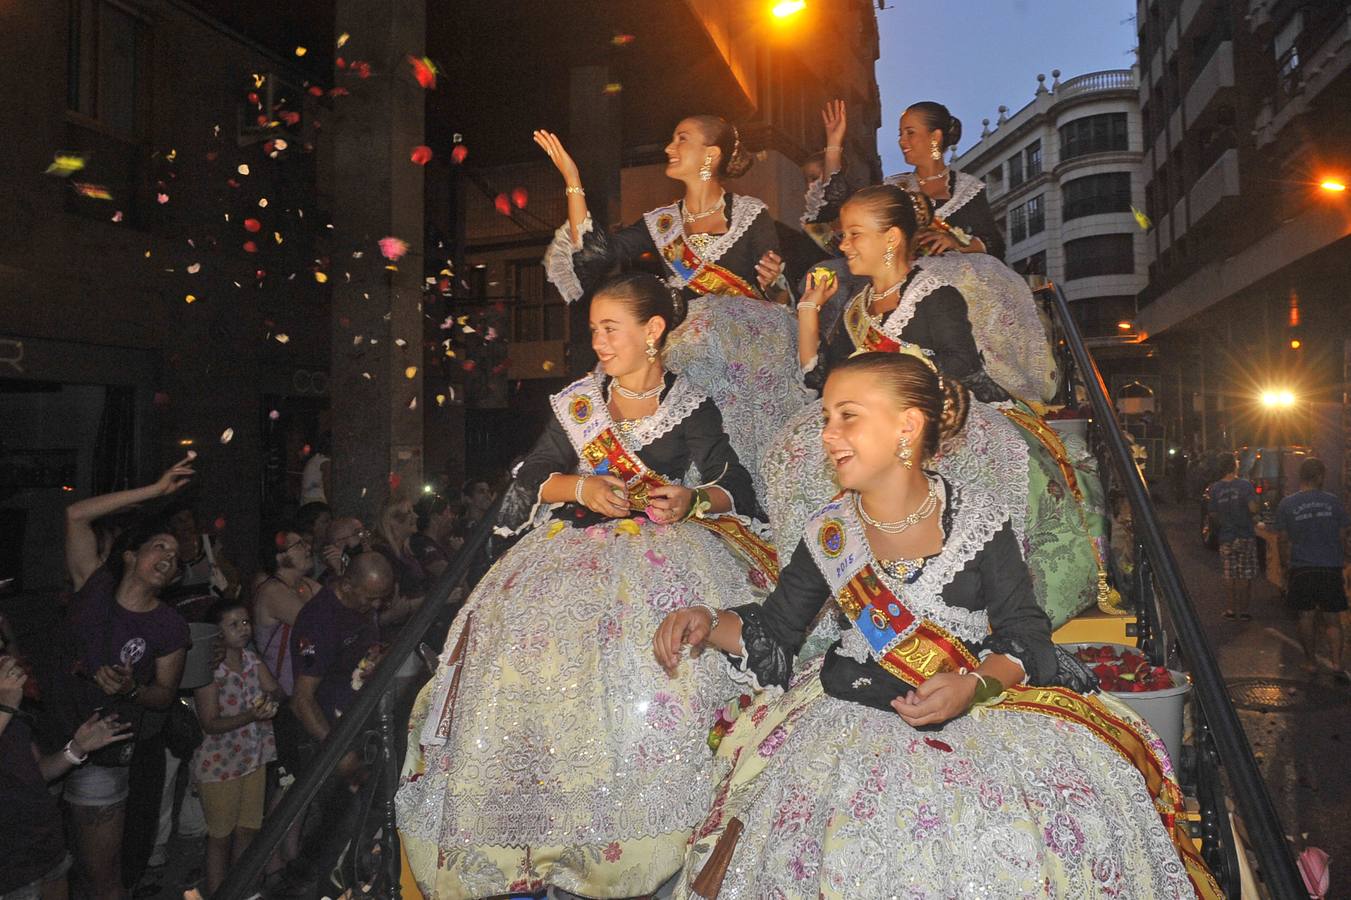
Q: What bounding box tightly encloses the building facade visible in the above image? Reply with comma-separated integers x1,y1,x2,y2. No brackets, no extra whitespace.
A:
438,0,885,471
954,68,1148,344
1133,0,1351,469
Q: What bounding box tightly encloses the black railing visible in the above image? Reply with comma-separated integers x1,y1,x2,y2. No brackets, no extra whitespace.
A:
215,492,506,900
1038,282,1305,899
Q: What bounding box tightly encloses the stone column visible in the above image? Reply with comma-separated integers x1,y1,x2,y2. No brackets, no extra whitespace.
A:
328,0,426,518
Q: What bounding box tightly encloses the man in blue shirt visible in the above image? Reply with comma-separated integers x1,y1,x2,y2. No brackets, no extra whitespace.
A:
1207,454,1258,621
1265,458,1351,679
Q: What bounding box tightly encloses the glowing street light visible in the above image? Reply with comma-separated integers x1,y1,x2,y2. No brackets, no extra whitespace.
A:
1117,320,1133,330
1320,179,1347,193
772,0,806,18
1260,390,1296,408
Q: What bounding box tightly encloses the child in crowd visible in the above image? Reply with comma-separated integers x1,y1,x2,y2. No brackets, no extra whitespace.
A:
192,597,279,897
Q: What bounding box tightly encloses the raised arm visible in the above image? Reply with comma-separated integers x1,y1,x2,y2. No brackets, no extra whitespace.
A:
803,101,852,227
65,453,196,590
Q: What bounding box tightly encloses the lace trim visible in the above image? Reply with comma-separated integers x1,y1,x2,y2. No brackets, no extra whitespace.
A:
875,268,952,340
839,478,995,644
801,176,829,225
646,195,767,274
542,214,594,304
889,170,985,219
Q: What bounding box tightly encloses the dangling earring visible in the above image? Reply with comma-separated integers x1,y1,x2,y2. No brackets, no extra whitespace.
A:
883,244,896,268
896,436,914,469
645,337,658,364
930,139,942,161
699,154,713,182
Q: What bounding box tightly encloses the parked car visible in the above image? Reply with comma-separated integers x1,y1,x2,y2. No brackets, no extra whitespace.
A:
1241,444,1313,523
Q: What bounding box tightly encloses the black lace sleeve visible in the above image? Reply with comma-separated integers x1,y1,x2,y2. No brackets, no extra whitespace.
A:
494,416,577,534
971,522,1057,684
571,220,657,295
725,540,831,689
803,171,852,225
683,398,763,520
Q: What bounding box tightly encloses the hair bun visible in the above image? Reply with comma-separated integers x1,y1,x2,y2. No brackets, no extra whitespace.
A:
936,375,970,444
946,115,963,150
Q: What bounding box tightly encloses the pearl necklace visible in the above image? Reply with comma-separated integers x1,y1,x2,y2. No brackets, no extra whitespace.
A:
854,482,938,534
865,280,905,323
610,380,663,401
682,192,726,225
913,167,950,185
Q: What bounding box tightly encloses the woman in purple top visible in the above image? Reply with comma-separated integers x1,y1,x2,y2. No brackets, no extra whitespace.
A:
61,455,195,900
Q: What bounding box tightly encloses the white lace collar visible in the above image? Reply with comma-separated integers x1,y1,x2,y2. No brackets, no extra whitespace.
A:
643,194,767,270
561,372,708,453
836,476,998,643
873,267,955,341
887,170,985,220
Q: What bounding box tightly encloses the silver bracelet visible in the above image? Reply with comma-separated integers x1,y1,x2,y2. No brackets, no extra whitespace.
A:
574,475,589,506
63,740,88,766
797,301,820,313
694,603,720,638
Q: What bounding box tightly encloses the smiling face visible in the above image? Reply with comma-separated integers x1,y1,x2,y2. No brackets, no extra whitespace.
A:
589,294,665,379
665,118,718,181
821,369,925,493
838,199,905,279
898,109,941,166
126,533,180,591
216,606,253,650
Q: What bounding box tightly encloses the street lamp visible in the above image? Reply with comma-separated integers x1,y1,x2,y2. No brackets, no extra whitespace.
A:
1320,178,1347,193
771,0,806,18
1260,390,1296,409
1117,320,1133,331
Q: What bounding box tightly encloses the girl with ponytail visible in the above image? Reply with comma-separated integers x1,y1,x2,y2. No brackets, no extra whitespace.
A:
534,116,807,504
655,352,1217,899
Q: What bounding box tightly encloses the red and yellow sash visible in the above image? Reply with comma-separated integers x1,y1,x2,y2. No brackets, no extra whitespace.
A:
644,202,762,301
803,495,1220,898
552,375,778,582
842,292,901,353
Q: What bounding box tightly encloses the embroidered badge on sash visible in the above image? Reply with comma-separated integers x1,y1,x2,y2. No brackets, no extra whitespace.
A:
656,212,674,234
569,395,592,423
819,519,845,557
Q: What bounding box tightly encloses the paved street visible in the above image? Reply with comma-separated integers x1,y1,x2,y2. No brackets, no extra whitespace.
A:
1154,496,1351,884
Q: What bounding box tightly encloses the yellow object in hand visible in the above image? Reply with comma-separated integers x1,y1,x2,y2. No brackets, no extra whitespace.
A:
808,267,837,291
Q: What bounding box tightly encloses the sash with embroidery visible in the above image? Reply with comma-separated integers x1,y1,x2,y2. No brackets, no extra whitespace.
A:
842,292,902,354
806,496,978,686
549,375,778,581
643,202,760,300
800,494,1221,899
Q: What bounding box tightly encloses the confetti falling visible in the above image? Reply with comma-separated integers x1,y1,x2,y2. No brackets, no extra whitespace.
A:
237,164,250,176
435,394,446,407
275,333,290,344
493,194,511,216
185,294,197,304
404,366,418,379
269,409,280,420
603,83,623,94
337,32,350,48
73,183,113,200
611,33,636,46
45,153,86,177
314,271,329,283
410,145,433,165
378,236,409,261
243,218,262,232
243,240,258,253
511,187,528,209
450,145,468,164
294,46,307,57
187,263,201,274
220,427,235,444
407,55,437,89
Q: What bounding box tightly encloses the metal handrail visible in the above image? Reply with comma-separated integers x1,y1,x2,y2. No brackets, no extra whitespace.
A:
1039,281,1305,898
215,492,508,900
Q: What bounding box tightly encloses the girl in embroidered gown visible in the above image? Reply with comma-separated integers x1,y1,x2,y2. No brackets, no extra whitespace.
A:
805,99,1057,404
653,353,1219,899
395,274,777,899
535,119,808,502
766,184,1104,628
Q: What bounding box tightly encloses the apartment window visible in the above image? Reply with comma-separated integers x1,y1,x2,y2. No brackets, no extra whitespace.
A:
1059,113,1128,160
1026,195,1045,236
67,0,150,138
1012,251,1047,278
1009,205,1027,244
984,163,1003,188
512,260,566,342
1063,172,1133,220
1007,153,1025,188
1275,12,1304,94
1065,234,1135,280
1024,141,1043,179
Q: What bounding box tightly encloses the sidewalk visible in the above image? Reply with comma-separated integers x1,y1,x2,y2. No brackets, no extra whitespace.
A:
1154,498,1351,879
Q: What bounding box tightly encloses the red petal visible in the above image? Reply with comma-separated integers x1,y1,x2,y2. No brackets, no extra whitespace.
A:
410,145,433,165
493,194,511,216
924,737,953,753
450,145,468,164
243,218,262,232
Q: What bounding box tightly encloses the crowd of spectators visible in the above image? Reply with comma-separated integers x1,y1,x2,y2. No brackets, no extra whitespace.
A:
0,452,497,899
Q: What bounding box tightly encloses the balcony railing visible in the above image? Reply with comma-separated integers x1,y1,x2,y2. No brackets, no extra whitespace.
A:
1056,69,1137,100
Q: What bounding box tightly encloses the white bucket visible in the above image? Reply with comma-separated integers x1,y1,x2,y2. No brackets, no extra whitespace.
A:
181,622,221,690
1062,642,1191,770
